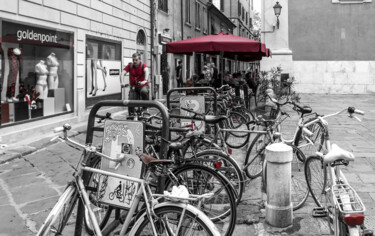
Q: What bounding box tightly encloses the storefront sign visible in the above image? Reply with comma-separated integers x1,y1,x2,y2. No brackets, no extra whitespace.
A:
2,21,72,48
158,34,172,45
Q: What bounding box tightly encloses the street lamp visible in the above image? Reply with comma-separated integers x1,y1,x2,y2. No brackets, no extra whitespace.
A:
273,2,282,29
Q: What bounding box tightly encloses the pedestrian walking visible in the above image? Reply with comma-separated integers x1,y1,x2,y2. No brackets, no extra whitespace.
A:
175,60,183,89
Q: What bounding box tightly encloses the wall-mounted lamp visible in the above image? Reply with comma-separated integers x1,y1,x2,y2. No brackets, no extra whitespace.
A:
273,2,282,29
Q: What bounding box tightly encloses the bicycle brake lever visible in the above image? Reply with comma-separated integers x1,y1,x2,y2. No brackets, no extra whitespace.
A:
351,115,362,122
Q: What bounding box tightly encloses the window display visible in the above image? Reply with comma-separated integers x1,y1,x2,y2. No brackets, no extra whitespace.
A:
86,37,121,107
0,21,74,126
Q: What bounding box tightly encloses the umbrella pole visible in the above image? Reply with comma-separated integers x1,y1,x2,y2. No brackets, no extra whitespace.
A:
220,51,224,86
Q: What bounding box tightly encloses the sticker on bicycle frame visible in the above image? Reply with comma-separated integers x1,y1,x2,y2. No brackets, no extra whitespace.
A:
99,120,144,209
97,175,139,209
180,96,205,132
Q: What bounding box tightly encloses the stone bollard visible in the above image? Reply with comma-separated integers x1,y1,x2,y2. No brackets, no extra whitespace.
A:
265,143,293,228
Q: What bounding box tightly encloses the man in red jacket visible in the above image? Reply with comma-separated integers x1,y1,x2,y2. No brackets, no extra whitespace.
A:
120,53,149,115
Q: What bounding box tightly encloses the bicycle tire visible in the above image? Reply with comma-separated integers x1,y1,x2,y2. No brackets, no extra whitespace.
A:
304,155,333,220
234,107,255,123
83,157,113,235
244,133,272,179
290,146,309,210
129,203,220,236
182,138,222,158
37,184,78,236
224,112,250,149
294,119,325,159
260,146,309,211
186,149,245,204
164,164,237,236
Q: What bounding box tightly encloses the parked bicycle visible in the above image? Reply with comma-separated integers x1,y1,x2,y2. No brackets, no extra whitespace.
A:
304,107,373,236
37,124,220,236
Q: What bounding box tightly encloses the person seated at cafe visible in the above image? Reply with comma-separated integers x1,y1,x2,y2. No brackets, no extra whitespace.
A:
186,74,199,95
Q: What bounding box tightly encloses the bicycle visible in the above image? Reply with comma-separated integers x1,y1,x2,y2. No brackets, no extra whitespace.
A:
304,107,373,236
37,124,220,236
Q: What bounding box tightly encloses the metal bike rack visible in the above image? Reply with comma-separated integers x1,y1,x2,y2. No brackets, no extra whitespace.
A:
86,100,170,160
166,87,218,115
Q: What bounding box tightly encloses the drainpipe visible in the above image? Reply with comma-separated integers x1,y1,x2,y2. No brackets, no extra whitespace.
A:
181,0,184,40
150,0,155,99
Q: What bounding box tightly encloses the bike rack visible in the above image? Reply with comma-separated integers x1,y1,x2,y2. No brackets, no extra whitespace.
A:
166,87,218,115
86,100,170,161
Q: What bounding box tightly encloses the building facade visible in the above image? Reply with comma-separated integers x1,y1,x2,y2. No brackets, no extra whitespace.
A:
154,0,237,95
261,0,375,94
0,0,151,142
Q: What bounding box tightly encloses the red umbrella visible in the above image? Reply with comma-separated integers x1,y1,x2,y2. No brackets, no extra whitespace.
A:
166,32,270,62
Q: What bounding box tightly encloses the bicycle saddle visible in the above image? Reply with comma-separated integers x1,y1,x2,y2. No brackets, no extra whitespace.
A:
296,105,312,114
204,115,227,124
323,144,355,164
139,153,174,165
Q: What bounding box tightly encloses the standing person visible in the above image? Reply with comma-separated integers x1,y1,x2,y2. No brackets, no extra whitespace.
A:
175,60,183,89
120,53,149,115
210,62,219,88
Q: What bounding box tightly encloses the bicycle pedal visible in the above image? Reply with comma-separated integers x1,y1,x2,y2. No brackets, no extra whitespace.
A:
312,207,328,217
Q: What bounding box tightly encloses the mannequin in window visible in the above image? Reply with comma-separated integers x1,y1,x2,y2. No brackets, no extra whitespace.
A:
35,60,49,99
87,45,107,96
46,52,59,89
6,48,22,102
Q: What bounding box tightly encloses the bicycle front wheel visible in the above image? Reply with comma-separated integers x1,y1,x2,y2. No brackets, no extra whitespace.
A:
225,111,250,149
304,155,333,220
37,184,78,236
244,133,272,179
130,203,220,236
295,120,325,159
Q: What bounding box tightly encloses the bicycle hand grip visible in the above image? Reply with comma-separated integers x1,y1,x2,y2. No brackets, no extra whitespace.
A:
354,109,365,116
54,127,64,133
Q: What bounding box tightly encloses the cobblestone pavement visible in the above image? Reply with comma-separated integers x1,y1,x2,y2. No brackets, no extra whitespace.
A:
0,94,374,235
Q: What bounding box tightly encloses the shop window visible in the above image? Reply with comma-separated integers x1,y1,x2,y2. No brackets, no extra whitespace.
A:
0,21,74,126
86,37,121,107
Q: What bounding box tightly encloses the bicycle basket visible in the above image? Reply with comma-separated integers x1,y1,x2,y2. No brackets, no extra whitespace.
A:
332,184,365,214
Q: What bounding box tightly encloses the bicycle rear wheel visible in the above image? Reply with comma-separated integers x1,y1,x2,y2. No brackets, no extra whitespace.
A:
165,164,237,236
37,184,78,236
244,133,272,179
304,155,333,220
130,203,220,236
187,149,245,203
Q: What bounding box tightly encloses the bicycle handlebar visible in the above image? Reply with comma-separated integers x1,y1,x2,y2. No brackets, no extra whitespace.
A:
53,124,127,168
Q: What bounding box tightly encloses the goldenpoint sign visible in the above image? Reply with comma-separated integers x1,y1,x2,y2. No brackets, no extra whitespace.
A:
17,29,58,44
2,21,72,48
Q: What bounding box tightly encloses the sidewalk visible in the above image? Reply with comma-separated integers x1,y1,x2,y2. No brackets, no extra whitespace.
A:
0,94,374,235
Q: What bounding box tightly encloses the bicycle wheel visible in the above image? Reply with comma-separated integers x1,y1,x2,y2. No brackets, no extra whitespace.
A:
37,184,78,236
225,112,250,149
244,133,272,179
84,157,113,235
295,120,325,159
182,138,222,158
130,203,220,236
186,149,245,203
164,164,237,236
234,107,255,123
304,155,333,220
290,146,309,211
